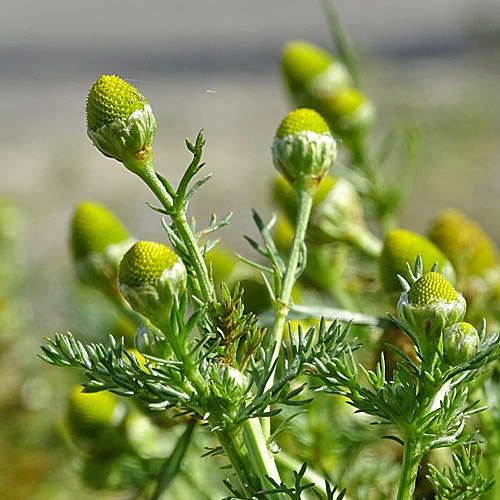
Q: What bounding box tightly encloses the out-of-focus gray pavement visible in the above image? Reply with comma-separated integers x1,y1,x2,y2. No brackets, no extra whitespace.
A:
1,0,500,329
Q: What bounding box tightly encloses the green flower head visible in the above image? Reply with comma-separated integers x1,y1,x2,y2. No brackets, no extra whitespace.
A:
397,272,466,339
66,387,125,453
281,40,352,107
71,200,130,261
318,87,375,136
380,229,455,294
428,208,499,279
272,108,337,187
442,322,480,366
86,75,156,171
118,241,187,328
70,201,134,296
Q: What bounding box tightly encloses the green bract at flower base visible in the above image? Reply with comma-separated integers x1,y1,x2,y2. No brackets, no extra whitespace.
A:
118,241,187,330
86,75,156,176
397,271,466,340
70,200,135,298
380,229,456,294
442,321,480,366
272,108,337,192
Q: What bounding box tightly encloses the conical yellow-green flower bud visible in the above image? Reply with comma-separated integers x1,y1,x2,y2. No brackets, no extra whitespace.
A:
397,272,466,339
442,322,479,366
281,41,352,107
380,229,455,294
70,201,135,296
407,272,458,305
86,75,156,172
71,201,130,261
318,87,375,137
272,108,337,187
66,387,126,453
428,208,499,279
280,41,373,139
118,241,187,328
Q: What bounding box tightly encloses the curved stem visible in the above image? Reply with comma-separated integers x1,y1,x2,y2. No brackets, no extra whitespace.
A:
397,437,424,500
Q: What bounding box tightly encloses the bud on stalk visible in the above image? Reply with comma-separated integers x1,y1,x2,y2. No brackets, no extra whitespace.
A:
118,241,187,330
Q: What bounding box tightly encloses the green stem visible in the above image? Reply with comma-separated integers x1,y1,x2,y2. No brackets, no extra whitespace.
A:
212,424,263,497
132,156,214,304
396,437,424,500
268,181,315,373
171,211,214,303
242,418,285,496
348,228,382,258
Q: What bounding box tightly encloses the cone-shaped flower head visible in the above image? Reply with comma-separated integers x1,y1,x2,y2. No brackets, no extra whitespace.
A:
86,75,156,171
380,229,455,294
428,208,499,279
318,87,375,137
272,108,336,188
71,201,130,261
66,387,126,453
280,41,373,138
70,201,134,295
281,41,352,106
397,272,466,339
442,322,479,366
118,241,187,328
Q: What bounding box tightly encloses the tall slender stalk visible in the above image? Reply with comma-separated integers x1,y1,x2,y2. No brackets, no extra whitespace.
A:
268,181,315,372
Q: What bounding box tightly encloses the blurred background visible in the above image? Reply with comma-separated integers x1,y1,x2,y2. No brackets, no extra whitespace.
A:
1,0,499,498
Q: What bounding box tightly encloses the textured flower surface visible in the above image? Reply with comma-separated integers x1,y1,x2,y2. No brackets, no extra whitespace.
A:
397,272,466,338
442,322,480,365
272,108,336,185
407,272,458,306
86,75,156,165
118,241,187,327
86,75,149,131
119,241,178,288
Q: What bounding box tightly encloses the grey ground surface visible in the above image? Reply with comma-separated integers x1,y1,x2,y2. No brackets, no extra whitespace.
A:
1,0,500,330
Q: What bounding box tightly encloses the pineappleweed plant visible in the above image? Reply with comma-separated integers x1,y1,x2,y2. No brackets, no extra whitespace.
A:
41,13,500,500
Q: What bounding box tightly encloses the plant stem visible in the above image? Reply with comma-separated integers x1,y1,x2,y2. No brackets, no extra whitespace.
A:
171,211,214,303
349,228,382,258
213,424,261,496
134,157,214,304
396,437,423,500
242,418,285,494
213,419,288,499
268,181,315,374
